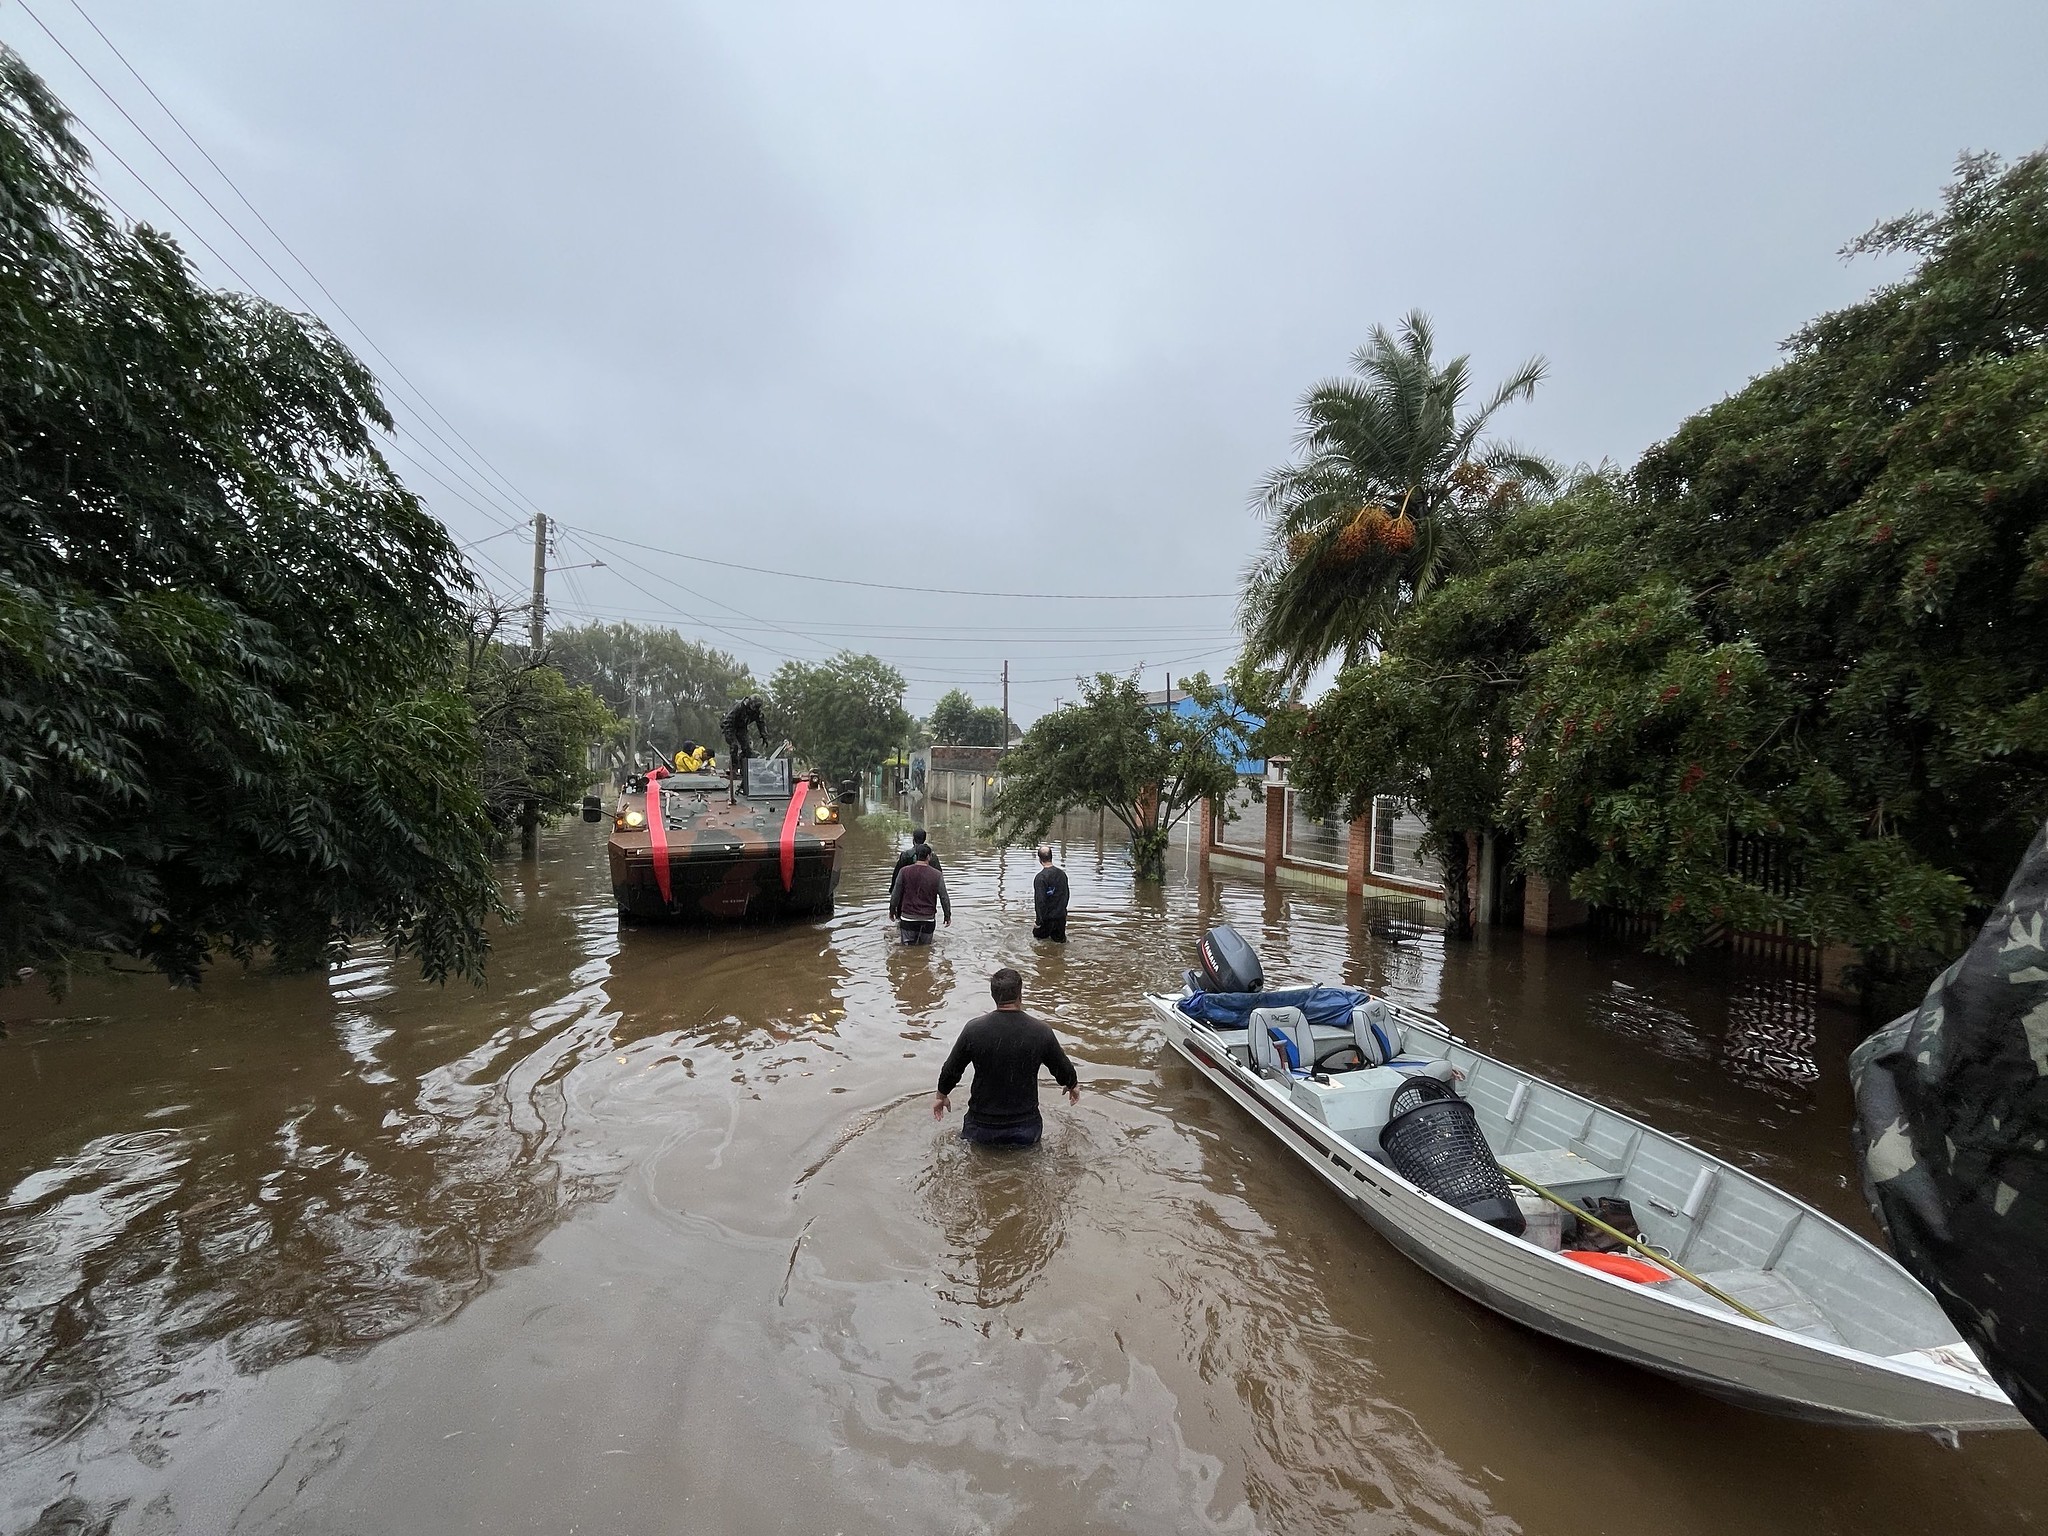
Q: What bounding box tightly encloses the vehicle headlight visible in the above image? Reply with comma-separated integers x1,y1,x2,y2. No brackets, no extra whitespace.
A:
814,804,839,824
616,809,645,830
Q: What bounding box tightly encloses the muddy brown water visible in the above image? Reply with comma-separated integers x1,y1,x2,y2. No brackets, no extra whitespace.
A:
3,804,2043,1534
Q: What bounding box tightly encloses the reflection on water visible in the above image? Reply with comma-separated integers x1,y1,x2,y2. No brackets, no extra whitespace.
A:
1723,971,1823,1090
1,802,2042,1533
920,1128,1087,1310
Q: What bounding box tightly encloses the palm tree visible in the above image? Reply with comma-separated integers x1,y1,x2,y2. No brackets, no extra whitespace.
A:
1241,312,1555,685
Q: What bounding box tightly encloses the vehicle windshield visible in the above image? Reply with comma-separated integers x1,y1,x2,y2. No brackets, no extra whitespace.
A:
743,758,792,798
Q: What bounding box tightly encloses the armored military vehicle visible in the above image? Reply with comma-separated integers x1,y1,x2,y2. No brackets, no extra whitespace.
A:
606,695,845,920
607,755,844,920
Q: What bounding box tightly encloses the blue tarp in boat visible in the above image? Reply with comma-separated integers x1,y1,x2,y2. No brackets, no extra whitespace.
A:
1176,985,1370,1031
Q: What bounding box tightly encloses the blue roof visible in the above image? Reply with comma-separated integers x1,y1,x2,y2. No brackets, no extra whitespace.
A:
1161,692,1263,777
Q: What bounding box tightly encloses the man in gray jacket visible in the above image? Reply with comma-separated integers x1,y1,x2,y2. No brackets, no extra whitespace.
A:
888,844,951,945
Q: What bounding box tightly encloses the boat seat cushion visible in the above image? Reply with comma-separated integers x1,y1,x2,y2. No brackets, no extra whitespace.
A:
1351,999,1404,1065
1307,1000,1455,1083
1248,1006,1313,1077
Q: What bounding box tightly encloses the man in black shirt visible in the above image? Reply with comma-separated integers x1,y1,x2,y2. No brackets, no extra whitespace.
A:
893,828,941,878
1031,845,1069,942
934,968,1079,1146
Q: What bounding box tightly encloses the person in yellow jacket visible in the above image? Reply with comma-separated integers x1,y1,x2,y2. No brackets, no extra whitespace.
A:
675,740,716,773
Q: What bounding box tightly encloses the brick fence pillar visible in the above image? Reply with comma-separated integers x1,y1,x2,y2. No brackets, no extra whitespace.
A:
1523,872,1588,935
1264,786,1287,876
1347,810,1369,896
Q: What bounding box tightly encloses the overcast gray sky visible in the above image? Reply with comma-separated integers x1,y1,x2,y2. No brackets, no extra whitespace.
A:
11,1,2046,722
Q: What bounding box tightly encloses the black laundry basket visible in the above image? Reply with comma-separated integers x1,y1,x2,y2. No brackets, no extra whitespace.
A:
1378,1077,1526,1235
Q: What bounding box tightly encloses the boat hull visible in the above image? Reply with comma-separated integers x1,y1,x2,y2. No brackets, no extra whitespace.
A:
1150,996,2023,1434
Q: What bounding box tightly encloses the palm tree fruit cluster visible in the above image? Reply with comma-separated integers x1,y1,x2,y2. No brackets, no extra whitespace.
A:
1326,505,1417,562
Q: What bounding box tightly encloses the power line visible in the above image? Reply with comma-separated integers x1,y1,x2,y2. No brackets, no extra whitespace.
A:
458,524,526,550
28,8,1247,640
383,440,529,536
58,0,549,531
22,0,543,545
1005,645,1236,685
539,592,1238,685
562,522,1235,602
557,536,811,667
13,30,528,561
556,525,859,666
34,102,261,291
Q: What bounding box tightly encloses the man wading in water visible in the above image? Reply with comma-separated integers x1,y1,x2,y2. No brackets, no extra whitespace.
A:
1031,844,1069,942
889,844,951,944
933,968,1079,1146
892,827,940,879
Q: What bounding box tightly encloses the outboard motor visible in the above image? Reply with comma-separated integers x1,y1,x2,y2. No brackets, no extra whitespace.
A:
1193,925,1263,995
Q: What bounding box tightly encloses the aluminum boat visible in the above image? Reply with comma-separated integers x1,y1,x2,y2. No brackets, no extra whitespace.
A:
1146,981,2024,1436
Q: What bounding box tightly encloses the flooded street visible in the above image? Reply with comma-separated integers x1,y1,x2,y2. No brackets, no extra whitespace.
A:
4,805,2044,1535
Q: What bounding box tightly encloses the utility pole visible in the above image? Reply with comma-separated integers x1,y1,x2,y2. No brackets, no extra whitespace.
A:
528,512,548,653
520,512,548,854
1001,660,1010,763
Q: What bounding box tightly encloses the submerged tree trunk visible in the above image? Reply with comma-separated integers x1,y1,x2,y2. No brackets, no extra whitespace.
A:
1440,830,1475,939
1130,826,1169,880
1128,784,1170,882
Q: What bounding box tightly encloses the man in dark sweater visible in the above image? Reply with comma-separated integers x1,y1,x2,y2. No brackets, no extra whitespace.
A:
892,828,941,878
934,968,1080,1145
1031,845,1069,942
888,844,951,944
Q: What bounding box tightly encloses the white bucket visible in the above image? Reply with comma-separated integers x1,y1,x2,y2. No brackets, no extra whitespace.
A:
1515,1191,1563,1250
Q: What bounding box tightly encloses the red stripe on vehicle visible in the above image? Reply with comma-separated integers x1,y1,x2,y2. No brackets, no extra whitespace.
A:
780,780,808,891
647,781,672,905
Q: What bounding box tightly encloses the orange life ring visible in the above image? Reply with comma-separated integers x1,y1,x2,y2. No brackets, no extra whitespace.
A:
1560,1250,1671,1284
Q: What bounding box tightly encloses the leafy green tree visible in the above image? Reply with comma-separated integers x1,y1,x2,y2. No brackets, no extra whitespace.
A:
1292,151,2048,968
1241,312,1555,685
0,49,505,988
548,621,750,757
990,672,1241,879
768,652,914,781
926,687,1009,746
460,606,619,839
1602,150,2048,933
1289,475,1642,937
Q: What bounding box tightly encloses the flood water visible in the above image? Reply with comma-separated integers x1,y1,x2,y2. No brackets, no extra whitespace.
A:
4,803,2044,1534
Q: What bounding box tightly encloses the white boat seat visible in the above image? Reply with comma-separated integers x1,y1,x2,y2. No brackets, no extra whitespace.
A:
1352,999,1403,1064
1296,998,1456,1082
1248,1006,1314,1078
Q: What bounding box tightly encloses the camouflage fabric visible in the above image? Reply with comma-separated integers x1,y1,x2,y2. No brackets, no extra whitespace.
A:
1852,819,2048,1437
720,694,767,768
